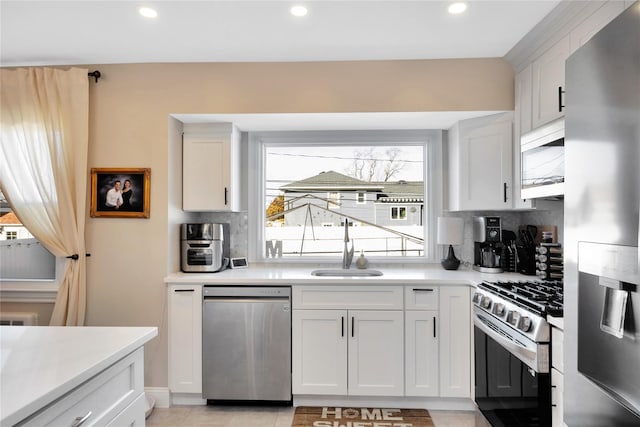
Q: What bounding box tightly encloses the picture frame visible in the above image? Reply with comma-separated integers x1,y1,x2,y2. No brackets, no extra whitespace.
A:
90,168,150,218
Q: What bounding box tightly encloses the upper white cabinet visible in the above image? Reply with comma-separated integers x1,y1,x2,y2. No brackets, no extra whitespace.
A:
183,123,240,211
531,35,571,129
447,112,514,211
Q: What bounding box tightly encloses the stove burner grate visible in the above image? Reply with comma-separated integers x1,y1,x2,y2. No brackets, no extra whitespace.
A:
479,280,564,317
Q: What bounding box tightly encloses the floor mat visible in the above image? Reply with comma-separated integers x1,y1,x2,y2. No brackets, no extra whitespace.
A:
292,406,434,427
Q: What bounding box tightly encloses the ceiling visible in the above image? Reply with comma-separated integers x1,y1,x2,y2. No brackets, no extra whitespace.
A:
1,1,561,131
1,0,560,67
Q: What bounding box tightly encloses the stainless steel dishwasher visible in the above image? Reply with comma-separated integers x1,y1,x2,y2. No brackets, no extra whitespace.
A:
202,286,291,402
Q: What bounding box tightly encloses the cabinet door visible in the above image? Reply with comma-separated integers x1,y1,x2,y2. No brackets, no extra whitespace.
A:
168,285,202,393
459,120,513,210
516,64,533,137
292,310,348,395
551,368,564,427
348,310,404,396
183,134,231,211
513,66,535,209
405,310,439,397
439,286,471,398
532,35,571,128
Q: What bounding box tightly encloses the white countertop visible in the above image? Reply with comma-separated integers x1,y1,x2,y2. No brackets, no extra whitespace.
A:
0,326,158,426
165,264,533,286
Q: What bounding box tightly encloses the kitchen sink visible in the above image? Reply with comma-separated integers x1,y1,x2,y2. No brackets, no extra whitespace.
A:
310,269,383,277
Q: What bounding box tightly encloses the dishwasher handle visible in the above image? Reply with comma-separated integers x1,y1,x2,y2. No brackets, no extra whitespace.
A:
203,296,290,304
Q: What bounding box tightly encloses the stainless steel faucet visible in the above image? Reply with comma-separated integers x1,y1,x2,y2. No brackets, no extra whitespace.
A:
342,219,354,269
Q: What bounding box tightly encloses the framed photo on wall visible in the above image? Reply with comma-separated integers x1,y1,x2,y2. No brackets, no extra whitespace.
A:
90,168,150,218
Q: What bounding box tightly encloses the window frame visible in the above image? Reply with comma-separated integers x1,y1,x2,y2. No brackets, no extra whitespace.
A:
247,129,444,264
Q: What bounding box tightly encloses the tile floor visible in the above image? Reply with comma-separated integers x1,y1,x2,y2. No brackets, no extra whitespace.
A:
146,405,492,427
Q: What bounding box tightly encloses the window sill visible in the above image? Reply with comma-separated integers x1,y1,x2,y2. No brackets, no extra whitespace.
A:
0,280,58,303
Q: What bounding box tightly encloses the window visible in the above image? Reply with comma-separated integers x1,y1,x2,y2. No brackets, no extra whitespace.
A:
391,206,407,220
327,192,340,209
249,130,443,261
0,192,56,281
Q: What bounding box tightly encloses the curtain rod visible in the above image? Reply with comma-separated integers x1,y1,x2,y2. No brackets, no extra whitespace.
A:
88,70,101,83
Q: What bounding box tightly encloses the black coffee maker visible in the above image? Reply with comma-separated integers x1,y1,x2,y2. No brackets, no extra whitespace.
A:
472,216,503,273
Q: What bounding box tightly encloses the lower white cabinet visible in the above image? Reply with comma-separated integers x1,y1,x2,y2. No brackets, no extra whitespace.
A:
551,325,565,427
292,309,404,396
20,348,145,427
168,284,202,394
292,285,472,400
551,368,564,427
438,286,472,398
405,310,439,396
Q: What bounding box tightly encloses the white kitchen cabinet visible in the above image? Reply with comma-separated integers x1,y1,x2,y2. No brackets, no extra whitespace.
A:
168,284,202,394
348,310,404,396
531,35,571,129
292,308,404,396
292,309,348,395
438,286,472,398
551,324,565,427
405,286,439,397
516,64,533,137
292,286,404,397
447,113,514,211
513,66,536,209
20,348,145,427
551,368,564,427
405,310,439,397
182,122,240,211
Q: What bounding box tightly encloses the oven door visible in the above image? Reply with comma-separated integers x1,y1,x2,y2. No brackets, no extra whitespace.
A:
474,309,551,427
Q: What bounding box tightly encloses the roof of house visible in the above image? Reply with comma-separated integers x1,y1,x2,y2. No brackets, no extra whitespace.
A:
280,170,383,191
0,212,21,225
281,171,423,202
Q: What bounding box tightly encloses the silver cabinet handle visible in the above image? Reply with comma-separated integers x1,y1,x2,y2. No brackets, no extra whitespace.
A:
71,411,92,427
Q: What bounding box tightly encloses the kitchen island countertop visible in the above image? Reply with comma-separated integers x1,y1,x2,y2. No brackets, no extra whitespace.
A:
0,326,157,426
165,264,533,286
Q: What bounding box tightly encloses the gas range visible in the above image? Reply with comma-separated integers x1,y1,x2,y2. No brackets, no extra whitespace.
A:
472,280,563,373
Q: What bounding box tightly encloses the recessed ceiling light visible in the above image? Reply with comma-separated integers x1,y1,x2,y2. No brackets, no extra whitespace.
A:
138,6,158,19
290,5,308,17
448,2,467,15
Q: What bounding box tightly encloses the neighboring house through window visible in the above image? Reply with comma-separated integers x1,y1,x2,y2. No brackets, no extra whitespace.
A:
249,130,443,260
0,196,56,281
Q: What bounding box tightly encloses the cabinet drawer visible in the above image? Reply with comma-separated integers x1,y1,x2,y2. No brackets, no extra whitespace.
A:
405,286,439,310
19,348,144,426
552,327,564,373
293,286,403,310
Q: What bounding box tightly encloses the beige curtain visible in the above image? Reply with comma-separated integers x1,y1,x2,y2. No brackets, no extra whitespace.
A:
0,67,89,326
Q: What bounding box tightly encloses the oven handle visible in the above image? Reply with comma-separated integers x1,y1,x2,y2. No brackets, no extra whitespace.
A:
474,314,546,374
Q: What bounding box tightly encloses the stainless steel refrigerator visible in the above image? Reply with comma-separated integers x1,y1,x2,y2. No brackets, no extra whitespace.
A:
564,2,640,426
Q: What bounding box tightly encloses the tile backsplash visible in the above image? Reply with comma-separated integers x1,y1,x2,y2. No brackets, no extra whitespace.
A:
185,200,563,266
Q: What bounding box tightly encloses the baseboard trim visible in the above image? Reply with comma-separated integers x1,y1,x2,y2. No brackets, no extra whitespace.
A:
171,393,207,406
293,395,477,411
145,387,171,408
